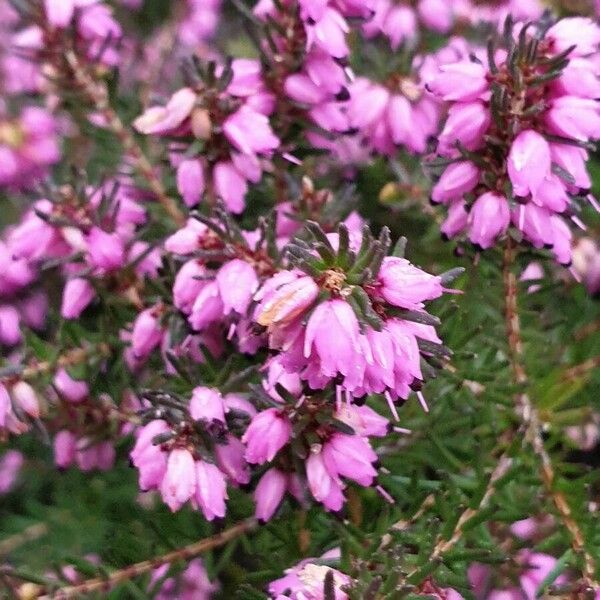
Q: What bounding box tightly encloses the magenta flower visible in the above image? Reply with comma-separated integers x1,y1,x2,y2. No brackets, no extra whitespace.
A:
269,554,351,599
0,384,10,428
131,307,164,360
376,257,444,310
130,420,169,491
255,272,320,329
173,260,208,314
243,408,292,464
304,299,364,381
254,468,287,522
193,460,228,521
0,450,23,494
54,368,89,404
468,193,510,249
61,278,95,319
54,430,77,469
428,62,488,102
215,435,250,485
432,161,480,205
306,451,344,512
160,448,196,512
189,386,226,424
86,227,126,273
427,18,600,261
176,159,205,207
223,106,279,156
0,107,60,190
11,382,40,419
321,433,378,487
216,259,259,316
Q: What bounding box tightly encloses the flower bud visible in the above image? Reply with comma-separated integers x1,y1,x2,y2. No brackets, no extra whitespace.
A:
54,368,89,404
61,278,95,319
468,192,510,249
11,381,40,418
254,468,286,522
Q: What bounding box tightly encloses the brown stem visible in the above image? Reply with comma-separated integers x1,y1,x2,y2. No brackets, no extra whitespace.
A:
2,344,110,382
63,51,185,227
562,355,600,381
37,518,257,599
427,453,513,563
503,239,598,587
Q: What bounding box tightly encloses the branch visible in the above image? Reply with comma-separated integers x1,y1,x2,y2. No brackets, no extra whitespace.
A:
62,50,185,227
562,355,600,381
503,239,598,588
0,344,110,382
0,523,48,558
37,518,257,599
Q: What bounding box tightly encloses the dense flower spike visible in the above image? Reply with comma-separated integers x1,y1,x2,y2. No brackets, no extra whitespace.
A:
254,221,455,401
428,16,600,264
134,59,279,212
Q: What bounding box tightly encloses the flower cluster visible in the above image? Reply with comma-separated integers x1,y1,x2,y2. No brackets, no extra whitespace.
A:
122,214,455,519
428,16,600,264
0,106,59,190
134,59,279,213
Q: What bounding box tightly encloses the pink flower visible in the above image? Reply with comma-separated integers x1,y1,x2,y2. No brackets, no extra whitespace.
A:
0,384,10,428
254,468,287,521
547,17,600,57
213,161,248,214
468,192,510,249
418,0,453,32
44,0,79,28
303,299,364,383
194,460,228,520
508,130,551,199
11,382,39,418
188,281,224,331
243,408,292,464
546,96,600,143
160,448,196,512
437,101,490,154
131,307,164,359
377,256,443,310
54,430,77,469
189,386,226,423
441,201,468,240
61,278,95,319
133,88,196,135
306,451,344,511
131,420,170,491
432,161,480,204
216,260,258,315
306,8,349,59
427,61,488,102
0,306,21,346
269,549,351,600
176,159,205,207
0,450,23,493
334,404,389,437
165,219,207,255
322,434,378,486
255,273,319,328
223,106,279,156
86,227,125,273
173,260,208,314
215,435,250,485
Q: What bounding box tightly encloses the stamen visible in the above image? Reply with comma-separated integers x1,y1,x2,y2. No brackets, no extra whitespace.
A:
417,390,429,413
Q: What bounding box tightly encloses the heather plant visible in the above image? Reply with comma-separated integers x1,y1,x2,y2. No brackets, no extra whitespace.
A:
1,1,600,599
